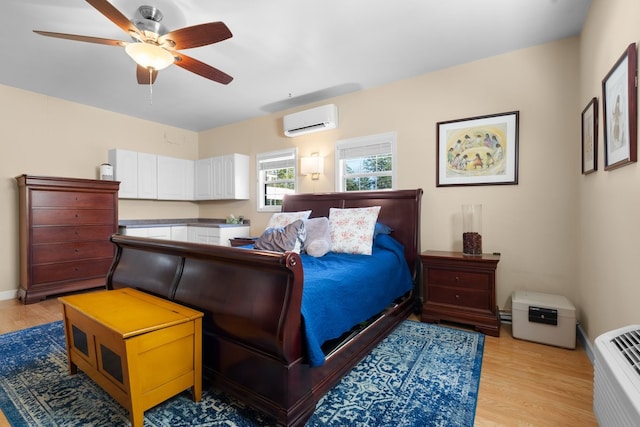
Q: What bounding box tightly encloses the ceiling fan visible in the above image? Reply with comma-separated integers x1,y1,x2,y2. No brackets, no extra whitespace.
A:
34,0,233,85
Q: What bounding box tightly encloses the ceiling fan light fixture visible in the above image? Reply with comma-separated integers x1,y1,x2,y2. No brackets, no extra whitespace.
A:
125,42,174,70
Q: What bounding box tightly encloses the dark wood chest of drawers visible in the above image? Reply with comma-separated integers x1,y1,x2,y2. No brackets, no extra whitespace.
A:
16,175,120,304
420,250,500,336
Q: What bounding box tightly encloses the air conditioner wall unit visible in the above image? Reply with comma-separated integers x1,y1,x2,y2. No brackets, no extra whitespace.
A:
593,324,640,427
283,104,338,137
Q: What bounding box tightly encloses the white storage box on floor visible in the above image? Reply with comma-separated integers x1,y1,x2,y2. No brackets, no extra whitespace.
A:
512,291,576,349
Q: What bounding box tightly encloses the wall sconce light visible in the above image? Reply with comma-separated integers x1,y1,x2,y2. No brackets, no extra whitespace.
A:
300,152,324,180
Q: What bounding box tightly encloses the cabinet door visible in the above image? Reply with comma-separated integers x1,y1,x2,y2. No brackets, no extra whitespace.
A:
227,154,250,200
188,227,211,244
211,156,225,200
123,227,171,239
109,149,138,199
137,152,158,199
171,226,188,242
194,158,213,200
157,156,194,200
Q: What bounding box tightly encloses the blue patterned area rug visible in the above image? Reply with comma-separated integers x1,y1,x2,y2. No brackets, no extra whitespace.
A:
0,320,484,427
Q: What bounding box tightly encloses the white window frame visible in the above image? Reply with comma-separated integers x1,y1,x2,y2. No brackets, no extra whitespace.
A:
256,148,298,212
335,131,397,192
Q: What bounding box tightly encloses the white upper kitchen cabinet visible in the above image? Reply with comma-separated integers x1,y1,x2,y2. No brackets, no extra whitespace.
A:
221,154,250,200
108,149,157,199
194,157,214,200
157,155,194,200
195,154,249,200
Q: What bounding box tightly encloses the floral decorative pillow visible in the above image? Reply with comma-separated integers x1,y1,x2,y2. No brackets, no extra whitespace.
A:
266,210,312,229
328,206,381,255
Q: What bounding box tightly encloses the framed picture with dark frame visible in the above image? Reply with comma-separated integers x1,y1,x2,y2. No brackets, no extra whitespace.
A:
581,97,598,174
436,111,519,187
602,42,637,171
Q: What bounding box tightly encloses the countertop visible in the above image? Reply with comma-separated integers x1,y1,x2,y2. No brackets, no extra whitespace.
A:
118,218,250,228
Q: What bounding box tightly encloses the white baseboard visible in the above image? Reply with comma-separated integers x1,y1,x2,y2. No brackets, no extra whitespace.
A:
0,289,18,301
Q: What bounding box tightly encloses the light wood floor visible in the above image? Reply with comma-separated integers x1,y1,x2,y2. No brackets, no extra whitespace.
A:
0,297,598,426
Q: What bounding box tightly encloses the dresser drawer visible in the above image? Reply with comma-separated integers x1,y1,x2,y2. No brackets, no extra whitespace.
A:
32,209,115,226
31,190,115,208
427,268,490,290
33,225,115,244
33,241,114,264
32,258,113,285
428,285,490,310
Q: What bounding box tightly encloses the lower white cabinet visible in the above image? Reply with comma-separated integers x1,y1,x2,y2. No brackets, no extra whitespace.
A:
123,226,172,240
187,226,250,246
170,226,189,242
124,225,250,246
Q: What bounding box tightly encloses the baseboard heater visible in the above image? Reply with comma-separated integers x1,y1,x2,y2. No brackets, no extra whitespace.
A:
593,324,640,426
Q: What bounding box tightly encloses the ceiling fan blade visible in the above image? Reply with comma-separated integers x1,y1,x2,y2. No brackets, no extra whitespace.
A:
159,22,232,50
33,30,126,47
85,0,141,38
137,66,158,85
173,52,233,85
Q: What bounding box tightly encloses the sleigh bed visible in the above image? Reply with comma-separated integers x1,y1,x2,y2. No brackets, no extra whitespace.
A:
106,188,423,426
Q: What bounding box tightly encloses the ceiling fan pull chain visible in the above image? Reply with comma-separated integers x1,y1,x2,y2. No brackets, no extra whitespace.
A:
148,68,153,105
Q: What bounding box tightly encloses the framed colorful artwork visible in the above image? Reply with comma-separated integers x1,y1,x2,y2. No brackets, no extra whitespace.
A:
581,97,598,174
436,111,519,187
602,42,637,171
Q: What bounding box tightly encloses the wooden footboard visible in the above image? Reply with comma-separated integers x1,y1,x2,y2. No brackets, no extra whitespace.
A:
107,189,423,426
107,235,316,424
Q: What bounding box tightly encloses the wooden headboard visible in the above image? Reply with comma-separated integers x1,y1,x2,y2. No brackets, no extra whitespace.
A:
282,189,423,280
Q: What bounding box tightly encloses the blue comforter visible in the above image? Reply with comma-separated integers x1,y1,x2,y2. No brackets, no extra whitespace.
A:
298,234,414,366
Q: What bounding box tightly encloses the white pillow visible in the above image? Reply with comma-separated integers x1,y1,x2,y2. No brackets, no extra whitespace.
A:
266,210,312,229
329,206,381,255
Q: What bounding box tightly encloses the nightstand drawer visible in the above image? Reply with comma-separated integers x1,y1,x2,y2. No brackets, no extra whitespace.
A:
427,268,490,290
428,285,490,310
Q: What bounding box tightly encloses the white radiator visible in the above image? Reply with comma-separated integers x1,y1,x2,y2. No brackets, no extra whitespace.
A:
594,324,640,427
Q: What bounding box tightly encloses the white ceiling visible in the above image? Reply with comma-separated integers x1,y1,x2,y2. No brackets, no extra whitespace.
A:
1,0,591,132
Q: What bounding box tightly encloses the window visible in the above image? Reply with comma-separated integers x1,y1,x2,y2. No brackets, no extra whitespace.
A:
256,148,298,211
335,132,397,192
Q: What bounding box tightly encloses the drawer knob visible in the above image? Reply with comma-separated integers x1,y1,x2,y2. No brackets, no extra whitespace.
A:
455,276,460,282
455,294,460,300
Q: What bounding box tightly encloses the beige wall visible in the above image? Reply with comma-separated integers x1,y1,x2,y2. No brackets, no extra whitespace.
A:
199,37,581,317
0,85,199,297
578,0,640,342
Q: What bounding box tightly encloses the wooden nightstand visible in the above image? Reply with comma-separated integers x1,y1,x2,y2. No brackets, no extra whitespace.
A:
420,250,500,336
229,237,257,247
